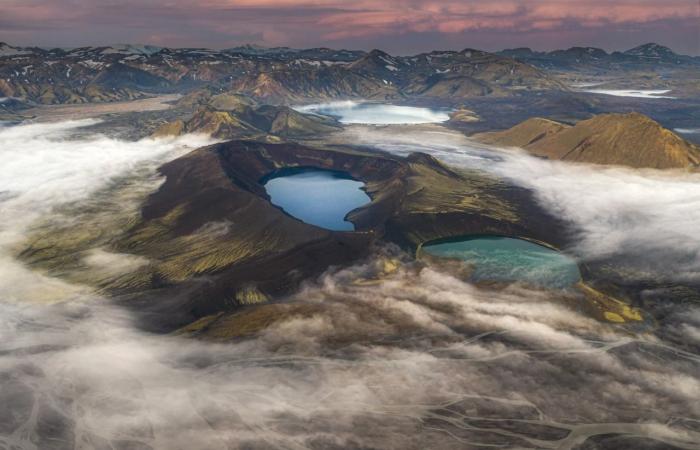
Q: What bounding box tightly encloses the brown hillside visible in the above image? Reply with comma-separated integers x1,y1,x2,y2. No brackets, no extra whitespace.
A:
475,113,700,169
476,117,570,147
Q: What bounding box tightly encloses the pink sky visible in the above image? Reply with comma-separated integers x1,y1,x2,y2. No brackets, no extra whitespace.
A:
1,0,699,54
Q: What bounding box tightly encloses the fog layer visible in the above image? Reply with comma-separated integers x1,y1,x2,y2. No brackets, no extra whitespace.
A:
295,101,451,124
345,125,700,281
0,120,698,449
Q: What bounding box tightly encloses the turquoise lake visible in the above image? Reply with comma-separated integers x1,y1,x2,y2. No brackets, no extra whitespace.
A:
422,236,581,289
262,168,371,231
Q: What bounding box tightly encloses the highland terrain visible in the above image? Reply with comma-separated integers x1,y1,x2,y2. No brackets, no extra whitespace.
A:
1,40,699,450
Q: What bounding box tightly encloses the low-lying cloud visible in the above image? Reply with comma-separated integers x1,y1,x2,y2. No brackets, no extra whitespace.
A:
345,125,700,281
296,102,451,125
0,120,210,232
0,120,699,448
0,120,212,303
0,255,698,448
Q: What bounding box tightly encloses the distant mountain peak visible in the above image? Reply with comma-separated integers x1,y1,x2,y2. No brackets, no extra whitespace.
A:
498,48,541,59
100,44,164,56
624,43,676,58
366,49,394,59
225,44,297,55
579,47,607,55
0,42,31,57
460,48,485,54
238,44,268,50
504,47,534,52
350,49,401,72
554,46,608,58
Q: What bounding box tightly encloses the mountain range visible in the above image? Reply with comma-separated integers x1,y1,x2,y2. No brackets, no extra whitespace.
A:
498,43,700,72
2,42,696,106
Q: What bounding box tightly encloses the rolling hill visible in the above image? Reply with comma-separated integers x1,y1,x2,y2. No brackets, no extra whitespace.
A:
475,112,700,169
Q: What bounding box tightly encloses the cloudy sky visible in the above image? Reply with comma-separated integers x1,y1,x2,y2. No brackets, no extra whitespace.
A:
1,0,699,54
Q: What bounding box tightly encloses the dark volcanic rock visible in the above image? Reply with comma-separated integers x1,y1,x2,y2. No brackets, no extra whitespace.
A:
94,140,564,329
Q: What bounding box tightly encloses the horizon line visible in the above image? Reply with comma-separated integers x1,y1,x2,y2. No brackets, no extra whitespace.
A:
2,40,697,58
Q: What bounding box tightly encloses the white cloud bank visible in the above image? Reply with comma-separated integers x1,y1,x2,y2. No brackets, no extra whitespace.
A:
0,256,698,449
344,125,700,281
0,119,212,303
295,101,451,124
0,119,697,449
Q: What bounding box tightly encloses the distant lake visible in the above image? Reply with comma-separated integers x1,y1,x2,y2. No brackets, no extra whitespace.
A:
422,236,581,289
262,167,370,231
295,101,451,125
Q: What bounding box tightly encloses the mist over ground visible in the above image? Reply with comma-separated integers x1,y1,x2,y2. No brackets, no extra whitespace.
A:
0,120,699,449
295,101,451,124
342,124,700,281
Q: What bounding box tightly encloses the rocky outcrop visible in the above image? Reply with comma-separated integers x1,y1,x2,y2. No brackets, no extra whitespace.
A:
227,67,401,103
448,107,481,124
252,104,342,137
152,96,341,139
475,117,569,147
475,113,700,169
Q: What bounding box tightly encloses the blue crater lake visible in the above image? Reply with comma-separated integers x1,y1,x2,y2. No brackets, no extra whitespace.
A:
421,236,581,289
262,167,371,231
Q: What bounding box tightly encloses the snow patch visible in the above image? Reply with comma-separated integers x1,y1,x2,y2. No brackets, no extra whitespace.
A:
580,89,675,99
79,60,105,69
0,44,31,57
